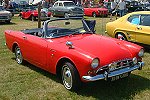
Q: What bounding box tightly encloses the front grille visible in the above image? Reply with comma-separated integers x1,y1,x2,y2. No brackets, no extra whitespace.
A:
110,59,133,71
0,16,7,19
96,59,134,74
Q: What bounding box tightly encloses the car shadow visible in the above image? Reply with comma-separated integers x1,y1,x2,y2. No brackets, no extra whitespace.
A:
11,57,150,99
0,22,16,25
77,74,150,99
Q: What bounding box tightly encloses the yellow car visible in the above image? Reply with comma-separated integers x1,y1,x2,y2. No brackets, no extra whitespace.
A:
106,11,150,45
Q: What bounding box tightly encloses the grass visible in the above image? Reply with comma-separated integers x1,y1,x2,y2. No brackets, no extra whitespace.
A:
0,16,150,100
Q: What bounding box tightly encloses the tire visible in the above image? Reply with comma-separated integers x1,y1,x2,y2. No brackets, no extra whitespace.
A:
31,15,36,21
5,20,10,23
92,12,96,18
61,62,81,91
15,46,24,64
116,33,127,41
64,13,69,18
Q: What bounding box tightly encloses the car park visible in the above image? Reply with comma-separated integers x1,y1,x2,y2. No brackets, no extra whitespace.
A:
0,5,12,23
49,1,83,18
5,17,144,91
106,11,150,46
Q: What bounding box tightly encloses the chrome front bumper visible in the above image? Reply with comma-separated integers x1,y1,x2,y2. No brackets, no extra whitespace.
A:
82,62,144,81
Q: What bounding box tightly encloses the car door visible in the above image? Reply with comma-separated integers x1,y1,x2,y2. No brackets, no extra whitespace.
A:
55,2,64,16
24,9,32,19
22,34,48,69
124,14,141,42
135,14,150,45
52,2,60,16
84,8,91,16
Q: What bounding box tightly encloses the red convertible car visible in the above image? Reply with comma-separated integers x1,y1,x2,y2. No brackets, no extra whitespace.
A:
19,7,51,21
84,7,108,17
5,18,144,91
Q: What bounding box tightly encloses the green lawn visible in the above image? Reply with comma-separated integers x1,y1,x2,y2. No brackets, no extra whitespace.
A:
0,16,150,100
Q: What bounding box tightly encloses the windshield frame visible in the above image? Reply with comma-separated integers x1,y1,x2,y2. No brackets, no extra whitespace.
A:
42,17,92,39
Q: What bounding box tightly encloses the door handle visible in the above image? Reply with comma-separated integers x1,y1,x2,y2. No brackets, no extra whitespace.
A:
23,36,27,40
137,26,142,30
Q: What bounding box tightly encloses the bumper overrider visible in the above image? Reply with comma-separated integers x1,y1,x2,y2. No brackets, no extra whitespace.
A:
82,62,144,81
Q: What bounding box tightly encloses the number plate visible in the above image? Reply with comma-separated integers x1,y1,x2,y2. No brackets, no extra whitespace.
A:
111,73,129,81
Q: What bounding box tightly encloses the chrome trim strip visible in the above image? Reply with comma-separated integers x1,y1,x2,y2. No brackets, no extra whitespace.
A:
82,62,144,81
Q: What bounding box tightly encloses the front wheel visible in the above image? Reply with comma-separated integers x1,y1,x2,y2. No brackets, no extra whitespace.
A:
64,13,69,18
15,46,24,64
19,14,23,19
116,33,127,41
61,62,81,91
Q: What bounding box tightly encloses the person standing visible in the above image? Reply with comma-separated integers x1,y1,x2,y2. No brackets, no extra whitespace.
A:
117,0,126,17
110,0,117,20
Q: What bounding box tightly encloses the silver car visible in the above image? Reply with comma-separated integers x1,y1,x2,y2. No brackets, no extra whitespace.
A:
49,1,83,18
0,5,12,23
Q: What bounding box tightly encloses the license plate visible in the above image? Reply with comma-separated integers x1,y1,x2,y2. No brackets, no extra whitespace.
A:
111,73,129,81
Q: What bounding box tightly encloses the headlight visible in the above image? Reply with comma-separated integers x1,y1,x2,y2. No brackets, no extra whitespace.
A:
133,57,138,64
91,58,99,69
138,49,144,57
9,13,12,17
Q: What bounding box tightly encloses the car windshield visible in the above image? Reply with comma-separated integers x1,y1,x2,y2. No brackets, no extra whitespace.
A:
46,18,95,38
64,2,75,6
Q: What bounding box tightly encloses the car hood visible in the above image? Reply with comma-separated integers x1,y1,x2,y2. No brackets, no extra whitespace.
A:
51,34,134,66
0,10,11,15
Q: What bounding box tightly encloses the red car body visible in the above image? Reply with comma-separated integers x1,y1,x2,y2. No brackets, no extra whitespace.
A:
84,7,108,17
20,8,51,21
5,18,144,91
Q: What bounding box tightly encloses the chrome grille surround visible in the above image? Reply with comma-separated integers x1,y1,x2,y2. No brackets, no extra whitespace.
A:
96,58,133,73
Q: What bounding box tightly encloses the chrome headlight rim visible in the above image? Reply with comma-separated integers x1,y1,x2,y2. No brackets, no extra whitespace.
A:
91,58,99,69
133,57,138,65
138,49,144,57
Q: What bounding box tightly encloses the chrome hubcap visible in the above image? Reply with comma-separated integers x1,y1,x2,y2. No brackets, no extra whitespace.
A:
62,65,72,89
15,48,22,64
117,34,126,40
64,13,69,18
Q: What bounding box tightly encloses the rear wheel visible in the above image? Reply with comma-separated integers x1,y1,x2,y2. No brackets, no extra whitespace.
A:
15,46,24,64
92,12,96,18
116,33,127,41
61,62,81,91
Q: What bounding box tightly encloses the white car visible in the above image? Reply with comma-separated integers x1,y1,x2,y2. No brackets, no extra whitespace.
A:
0,5,12,23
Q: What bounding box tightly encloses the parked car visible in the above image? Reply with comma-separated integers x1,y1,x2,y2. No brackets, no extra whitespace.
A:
84,7,108,17
19,7,51,21
125,1,141,12
6,2,19,14
5,17,144,91
135,4,150,11
106,11,150,45
0,5,12,23
49,1,83,18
